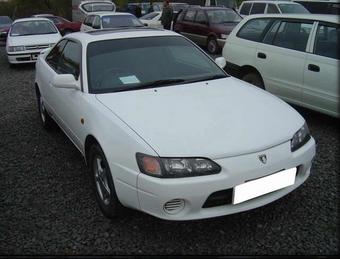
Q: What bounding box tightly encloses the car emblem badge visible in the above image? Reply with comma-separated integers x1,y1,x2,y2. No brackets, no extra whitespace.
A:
259,154,267,164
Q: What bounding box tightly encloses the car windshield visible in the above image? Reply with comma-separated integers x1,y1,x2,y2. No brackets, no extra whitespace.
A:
207,9,242,24
278,4,310,13
87,36,227,94
0,16,12,27
140,12,160,20
101,15,144,28
10,20,58,36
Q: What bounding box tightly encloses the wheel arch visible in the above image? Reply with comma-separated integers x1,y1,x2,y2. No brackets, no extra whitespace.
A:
239,65,262,79
84,134,101,166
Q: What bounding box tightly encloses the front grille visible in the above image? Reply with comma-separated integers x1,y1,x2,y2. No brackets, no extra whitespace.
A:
25,44,49,50
202,189,233,208
16,57,31,61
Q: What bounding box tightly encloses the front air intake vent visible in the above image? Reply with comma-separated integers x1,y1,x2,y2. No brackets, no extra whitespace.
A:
163,199,185,215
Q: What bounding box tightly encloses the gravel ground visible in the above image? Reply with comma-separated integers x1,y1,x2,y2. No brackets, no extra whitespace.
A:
0,46,338,255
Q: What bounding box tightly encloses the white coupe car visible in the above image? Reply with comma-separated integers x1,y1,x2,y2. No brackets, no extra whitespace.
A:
35,28,315,220
6,18,61,65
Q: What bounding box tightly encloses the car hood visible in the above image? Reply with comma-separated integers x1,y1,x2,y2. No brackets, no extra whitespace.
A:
96,77,304,158
7,33,61,46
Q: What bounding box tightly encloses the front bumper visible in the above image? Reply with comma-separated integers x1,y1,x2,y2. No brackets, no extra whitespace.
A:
136,138,316,220
7,51,43,64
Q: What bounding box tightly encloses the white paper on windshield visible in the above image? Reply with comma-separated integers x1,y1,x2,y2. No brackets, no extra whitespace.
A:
119,75,140,85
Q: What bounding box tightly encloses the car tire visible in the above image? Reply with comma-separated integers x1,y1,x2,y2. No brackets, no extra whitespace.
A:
242,72,265,89
37,91,55,130
89,143,123,218
207,37,219,54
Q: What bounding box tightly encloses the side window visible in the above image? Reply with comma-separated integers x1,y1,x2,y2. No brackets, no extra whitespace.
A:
195,11,208,24
46,40,67,70
250,3,266,14
86,16,95,26
93,16,101,28
237,18,271,42
267,4,280,14
272,21,313,52
314,23,339,59
263,20,280,44
58,41,82,80
183,10,196,22
240,3,251,15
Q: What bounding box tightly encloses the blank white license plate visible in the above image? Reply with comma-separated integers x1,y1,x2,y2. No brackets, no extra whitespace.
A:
233,167,297,205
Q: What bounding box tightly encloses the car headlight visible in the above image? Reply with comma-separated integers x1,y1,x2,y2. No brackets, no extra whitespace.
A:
291,122,311,152
220,34,228,39
136,153,221,178
8,46,26,52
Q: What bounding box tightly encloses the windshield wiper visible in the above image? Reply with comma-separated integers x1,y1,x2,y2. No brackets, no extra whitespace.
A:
185,74,228,83
111,79,186,93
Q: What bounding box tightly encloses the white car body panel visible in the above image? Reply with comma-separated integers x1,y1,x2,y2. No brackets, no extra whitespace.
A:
140,12,163,29
222,14,339,118
35,29,316,220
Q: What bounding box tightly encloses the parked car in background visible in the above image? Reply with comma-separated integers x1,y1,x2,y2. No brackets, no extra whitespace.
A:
80,12,144,31
174,6,242,53
0,16,12,42
140,11,163,29
35,28,315,220
294,0,340,14
239,1,309,16
32,14,81,35
6,18,61,66
222,14,339,118
72,0,116,22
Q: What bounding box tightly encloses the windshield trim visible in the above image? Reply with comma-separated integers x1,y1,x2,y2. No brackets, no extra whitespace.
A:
86,36,229,94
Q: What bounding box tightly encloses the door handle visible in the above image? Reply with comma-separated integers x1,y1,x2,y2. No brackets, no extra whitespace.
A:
257,52,266,59
308,64,320,72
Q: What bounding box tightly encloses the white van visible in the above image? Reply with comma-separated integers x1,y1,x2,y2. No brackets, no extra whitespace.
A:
239,1,309,16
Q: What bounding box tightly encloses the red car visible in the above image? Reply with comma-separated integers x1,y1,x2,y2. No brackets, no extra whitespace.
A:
0,16,12,42
174,6,242,54
32,14,81,35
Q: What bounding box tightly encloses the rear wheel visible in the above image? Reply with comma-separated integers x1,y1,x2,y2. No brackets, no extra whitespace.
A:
207,37,219,54
89,144,123,218
242,72,265,89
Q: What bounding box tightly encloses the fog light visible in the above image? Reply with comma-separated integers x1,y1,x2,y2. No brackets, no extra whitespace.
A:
163,199,185,215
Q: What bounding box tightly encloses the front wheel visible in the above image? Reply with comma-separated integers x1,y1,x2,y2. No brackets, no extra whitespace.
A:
37,92,55,130
89,144,123,218
207,37,219,54
242,72,265,89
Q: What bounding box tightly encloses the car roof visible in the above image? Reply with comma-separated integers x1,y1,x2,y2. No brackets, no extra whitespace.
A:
13,17,55,24
187,6,233,10
243,13,340,24
64,28,179,45
87,12,134,17
241,0,301,4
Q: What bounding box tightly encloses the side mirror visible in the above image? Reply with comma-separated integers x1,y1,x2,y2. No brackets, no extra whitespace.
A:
215,57,226,69
52,74,80,90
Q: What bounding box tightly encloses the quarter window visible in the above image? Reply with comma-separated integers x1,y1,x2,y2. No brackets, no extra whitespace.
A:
58,41,82,80
250,3,266,14
240,3,251,15
183,10,196,22
272,21,313,52
314,24,339,59
237,18,271,42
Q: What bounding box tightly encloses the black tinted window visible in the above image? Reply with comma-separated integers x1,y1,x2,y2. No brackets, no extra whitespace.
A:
46,40,67,69
272,21,313,52
195,11,207,24
263,20,280,44
250,3,266,14
267,4,280,14
237,18,271,42
314,24,339,59
240,3,251,15
184,10,196,22
59,41,81,79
